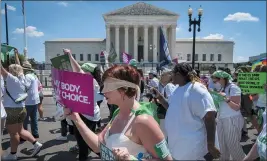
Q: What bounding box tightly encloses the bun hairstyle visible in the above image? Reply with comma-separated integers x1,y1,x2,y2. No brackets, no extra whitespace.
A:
102,65,140,98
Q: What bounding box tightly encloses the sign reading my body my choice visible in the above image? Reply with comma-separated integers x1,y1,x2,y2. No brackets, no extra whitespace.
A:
238,72,267,94
51,68,94,116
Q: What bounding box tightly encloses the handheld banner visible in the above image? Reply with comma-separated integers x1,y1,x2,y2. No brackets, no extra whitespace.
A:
238,72,267,94
51,68,94,116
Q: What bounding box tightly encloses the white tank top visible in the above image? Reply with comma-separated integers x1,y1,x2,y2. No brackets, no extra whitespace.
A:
104,113,147,157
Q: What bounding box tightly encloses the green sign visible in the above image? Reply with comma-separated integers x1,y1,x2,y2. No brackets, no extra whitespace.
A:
1,44,16,62
50,54,73,71
100,142,115,161
238,72,267,94
209,91,226,110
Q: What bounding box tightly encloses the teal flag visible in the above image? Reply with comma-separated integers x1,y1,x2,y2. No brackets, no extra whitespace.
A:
209,91,226,110
108,42,117,63
1,44,16,62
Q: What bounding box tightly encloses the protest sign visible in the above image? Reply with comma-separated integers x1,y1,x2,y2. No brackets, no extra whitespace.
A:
51,68,94,116
238,72,267,94
100,142,115,161
209,91,225,110
50,54,73,71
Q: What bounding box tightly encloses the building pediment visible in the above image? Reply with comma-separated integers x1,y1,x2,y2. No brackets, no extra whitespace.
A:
103,2,178,16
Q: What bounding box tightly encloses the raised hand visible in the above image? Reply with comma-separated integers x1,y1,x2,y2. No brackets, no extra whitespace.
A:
64,107,80,122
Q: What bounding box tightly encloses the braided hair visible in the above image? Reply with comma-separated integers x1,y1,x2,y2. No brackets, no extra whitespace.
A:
173,63,201,84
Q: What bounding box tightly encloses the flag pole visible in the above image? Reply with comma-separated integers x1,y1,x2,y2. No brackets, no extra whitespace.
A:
4,3,11,67
22,0,29,63
5,3,9,45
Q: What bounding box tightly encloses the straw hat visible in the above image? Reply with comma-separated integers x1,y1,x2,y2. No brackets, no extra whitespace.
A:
22,62,34,71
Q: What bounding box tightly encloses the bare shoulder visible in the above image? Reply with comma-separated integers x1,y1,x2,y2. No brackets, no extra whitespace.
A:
135,114,154,124
133,114,159,131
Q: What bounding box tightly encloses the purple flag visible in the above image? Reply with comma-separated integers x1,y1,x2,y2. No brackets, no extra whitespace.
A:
122,52,132,64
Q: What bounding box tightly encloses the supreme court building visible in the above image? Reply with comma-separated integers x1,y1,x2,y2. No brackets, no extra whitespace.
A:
45,2,235,70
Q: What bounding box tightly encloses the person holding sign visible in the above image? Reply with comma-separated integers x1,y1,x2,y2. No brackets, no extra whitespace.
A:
250,65,267,133
212,70,246,160
65,65,172,160
243,85,267,161
63,50,103,161
1,64,43,160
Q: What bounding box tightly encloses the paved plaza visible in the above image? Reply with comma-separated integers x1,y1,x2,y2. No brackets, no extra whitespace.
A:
2,97,258,161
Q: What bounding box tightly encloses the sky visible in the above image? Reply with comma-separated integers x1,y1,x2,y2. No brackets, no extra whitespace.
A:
1,1,266,63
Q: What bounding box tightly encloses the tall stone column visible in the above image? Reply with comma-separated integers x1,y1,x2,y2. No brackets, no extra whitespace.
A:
106,24,110,53
144,25,148,62
171,25,177,59
115,25,120,62
168,28,172,55
124,25,129,53
133,25,138,61
153,26,158,62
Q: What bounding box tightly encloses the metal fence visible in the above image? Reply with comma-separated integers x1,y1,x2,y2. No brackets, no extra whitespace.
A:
35,70,53,88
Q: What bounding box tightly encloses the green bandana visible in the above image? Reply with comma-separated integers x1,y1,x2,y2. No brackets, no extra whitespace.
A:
81,63,97,73
212,70,233,81
128,59,137,67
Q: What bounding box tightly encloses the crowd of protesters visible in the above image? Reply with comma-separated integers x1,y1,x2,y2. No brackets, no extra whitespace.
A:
1,49,266,161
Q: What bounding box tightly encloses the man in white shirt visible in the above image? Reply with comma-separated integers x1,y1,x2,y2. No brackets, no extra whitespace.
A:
155,63,220,160
22,63,40,139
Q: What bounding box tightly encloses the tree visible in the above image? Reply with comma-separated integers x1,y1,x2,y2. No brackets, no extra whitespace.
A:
28,58,38,69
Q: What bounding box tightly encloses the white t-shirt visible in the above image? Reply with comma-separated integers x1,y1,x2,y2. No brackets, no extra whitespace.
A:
165,82,218,160
1,76,7,118
82,79,102,121
3,73,30,108
163,83,177,99
25,73,40,105
256,93,266,108
218,83,242,119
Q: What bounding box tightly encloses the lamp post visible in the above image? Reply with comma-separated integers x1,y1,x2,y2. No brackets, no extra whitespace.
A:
188,5,203,69
149,44,156,70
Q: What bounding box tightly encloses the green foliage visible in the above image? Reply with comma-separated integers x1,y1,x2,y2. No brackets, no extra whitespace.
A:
28,58,38,69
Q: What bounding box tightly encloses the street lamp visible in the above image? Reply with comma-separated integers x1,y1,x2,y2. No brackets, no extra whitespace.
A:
188,5,203,69
149,44,157,69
